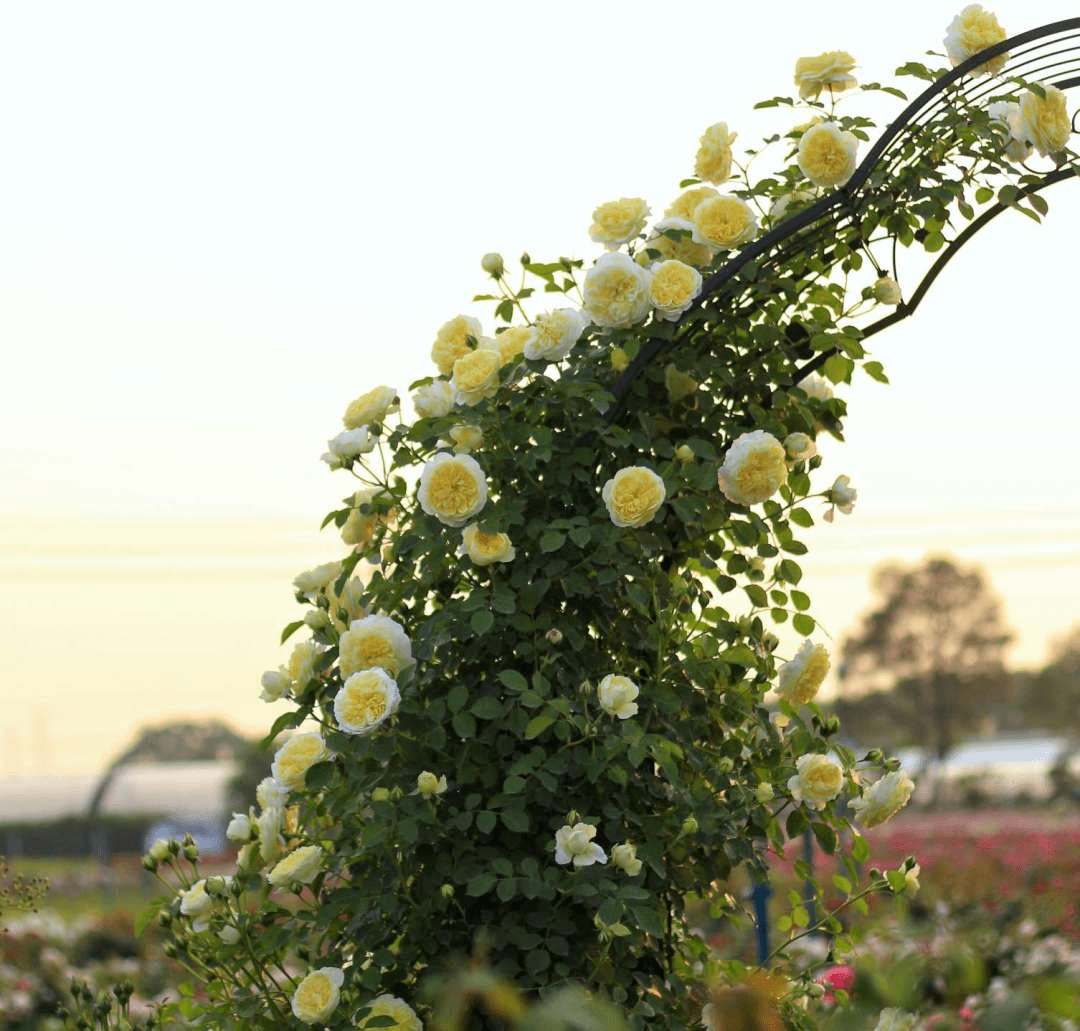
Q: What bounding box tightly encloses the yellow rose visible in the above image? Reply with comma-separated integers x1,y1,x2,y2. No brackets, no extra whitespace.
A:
692,195,757,250
359,995,422,1031
493,325,532,365
797,122,858,188
850,770,914,827
523,308,588,362
452,346,501,406
339,614,414,678
267,845,323,889
431,314,483,376
448,424,483,454
285,639,323,690
665,186,718,220
344,385,398,429
787,753,844,810
271,732,329,791
589,197,650,250
602,465,666,527
292,968,344,1025
333,667,401,736
583,253,653,329
650,261,703,322
1016,84,1071,157
694,122,737,184
777,641,830,705
460,523,515,566
794,51,857,100
341,488,390,549
944,5,1007,75
717,430,788,506
644,217,714,268
418,452,488,526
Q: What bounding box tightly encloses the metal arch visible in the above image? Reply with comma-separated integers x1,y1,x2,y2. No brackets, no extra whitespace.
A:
605,18,1080,416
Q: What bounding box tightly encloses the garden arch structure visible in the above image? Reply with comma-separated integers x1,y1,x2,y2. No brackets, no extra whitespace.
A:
606,18,1080,417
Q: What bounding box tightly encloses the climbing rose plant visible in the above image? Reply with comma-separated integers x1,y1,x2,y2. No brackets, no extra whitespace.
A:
146,8,1074,1030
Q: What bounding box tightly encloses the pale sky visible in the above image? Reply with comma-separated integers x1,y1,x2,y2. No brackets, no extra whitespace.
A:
1,1,1078,777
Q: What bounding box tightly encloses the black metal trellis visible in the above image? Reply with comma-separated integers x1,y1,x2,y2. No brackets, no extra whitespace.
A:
605,18,1080,418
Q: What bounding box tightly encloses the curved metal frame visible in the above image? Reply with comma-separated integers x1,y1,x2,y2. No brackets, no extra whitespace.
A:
606,18,1080,416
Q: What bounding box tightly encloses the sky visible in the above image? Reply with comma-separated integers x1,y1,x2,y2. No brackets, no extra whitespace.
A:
1,1,1078,778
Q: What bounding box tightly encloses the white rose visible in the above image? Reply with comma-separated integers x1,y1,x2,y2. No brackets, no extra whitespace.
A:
326,427,375,460
292,561,342,597
267,845,324,889
850,770,914,828
416,771,448,797
872,276,902,305
597,674,640,719
583,253,653,330
610,841,643,876
225,812,253,843
413,379,456,419
524,308,589,361
986,101,1033,163
553,822,607,867
291,967,345,1025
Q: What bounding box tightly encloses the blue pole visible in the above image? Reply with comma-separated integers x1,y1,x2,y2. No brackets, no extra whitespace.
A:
751,880,772,965
802,828,817,928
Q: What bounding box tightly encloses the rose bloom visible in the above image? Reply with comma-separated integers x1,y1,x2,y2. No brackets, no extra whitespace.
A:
146,836,171,863
1016,84,1071,156
326,427,375,460
554,822,607,867
256,775,289,811
824,474,857,521
344,385,398,430
873,1008,919,1031
431,314,483,376
777,641,830,705
492,325,532,365
788,753,844,810
597,674,640,719
798,122,858,188
602,465,666,527
583,253,653,329
448,424,484,454
225,812,252,844
360,995,422,1031
850,770,914,827
589,197,650,249
783,432,817,462
794,51,857,100
271,732,330,791
459,523,516,566
325,576,366,631
801,373,833,401
257,806,284,863
692,195,757,250
292,967,344,1026
342,488,386,549
694,122,737,184
944,5,1007,75
873,275,902,305
665,186,719,220
986,101,1033,163
259,669,290,702
717,430,788,506
285,639,324,691
334,667,401,736
267,845,323,889
412,379,456,420
179,879,214,919
339,614,414,678
452,346,501,405
523,308,589,361
418,451,488,526
649,260,703,321
416,770,448,797
611,842,643,876
644,217,714,268
293,561,342,597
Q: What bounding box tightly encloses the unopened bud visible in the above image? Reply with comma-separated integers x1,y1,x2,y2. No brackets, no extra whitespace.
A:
681,816,698,835
610,346,629,373
872,275,902,305
440,883,455,899
675,444,695,463
567,810,580,825
303,609,330,630
545,627,563,645
182,843,200,862
371,787,391,803
756,783,775,803
481,252,505,278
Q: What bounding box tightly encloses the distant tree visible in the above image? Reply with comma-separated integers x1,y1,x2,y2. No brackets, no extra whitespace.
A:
840,556,1013,757
1024,624,1080,734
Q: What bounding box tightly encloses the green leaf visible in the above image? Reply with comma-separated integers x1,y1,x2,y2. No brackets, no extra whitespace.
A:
447,683,469,714
524,714,556,739
851,833,870,863
789,507,814,528
568,526,591,548
466,872,497,896
476,810,497,834
280,620,305,645
471,609,495,635
540,529,566,553
786,808,808,837
498,669,528,692
862,360,889,383
261,707,304,746
812,822,838,854
792,613,816,636
501,808,530,833
471,696,503,720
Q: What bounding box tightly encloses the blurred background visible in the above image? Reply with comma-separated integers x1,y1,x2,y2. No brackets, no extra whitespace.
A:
1,0,1078,1025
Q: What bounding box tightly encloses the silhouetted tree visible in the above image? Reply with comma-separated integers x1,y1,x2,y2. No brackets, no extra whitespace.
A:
840,556,1013,757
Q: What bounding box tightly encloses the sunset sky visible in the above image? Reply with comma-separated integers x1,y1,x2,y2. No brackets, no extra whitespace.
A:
2,1,1078,778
